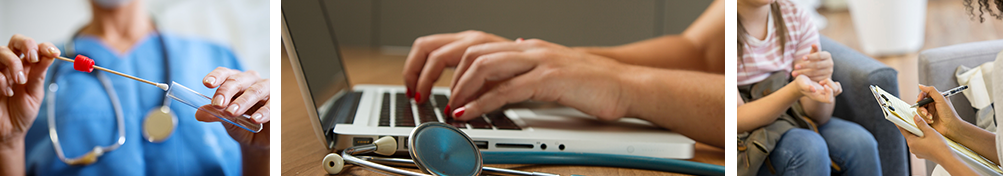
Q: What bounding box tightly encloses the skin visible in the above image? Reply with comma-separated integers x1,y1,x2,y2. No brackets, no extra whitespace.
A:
736,0,839,131
897,85,992,175
0,1,269,175
402,0,726,148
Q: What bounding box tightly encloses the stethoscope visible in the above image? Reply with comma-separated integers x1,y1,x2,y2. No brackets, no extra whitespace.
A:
47,25,176,166
324,122,726,176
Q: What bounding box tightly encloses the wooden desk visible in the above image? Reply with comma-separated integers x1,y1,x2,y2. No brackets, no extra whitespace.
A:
280,47,725,175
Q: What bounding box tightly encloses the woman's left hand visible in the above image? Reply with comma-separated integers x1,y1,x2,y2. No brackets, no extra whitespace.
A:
898,114,954,164
197,67,270,149
447,39,630,121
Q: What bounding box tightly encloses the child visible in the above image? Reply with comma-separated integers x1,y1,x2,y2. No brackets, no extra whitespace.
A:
736,0,881,175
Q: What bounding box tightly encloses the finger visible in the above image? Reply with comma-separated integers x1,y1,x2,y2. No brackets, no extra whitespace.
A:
449,52,537,110
415,36,491,103
806,51,831,62
194,105,224,122
226,79,270,116
917,85,947,105
453,72,539,120
249,100,271,123
453,41,533,90
203,67,240,88
0,73,9,97
24,43,57,97
213,70,259,109
914,114,935,133
403,33,463,96
9,34,39,63
810,44,820,54
0,46,25,85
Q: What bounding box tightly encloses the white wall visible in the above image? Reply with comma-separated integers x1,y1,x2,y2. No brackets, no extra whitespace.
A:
0,0,269,77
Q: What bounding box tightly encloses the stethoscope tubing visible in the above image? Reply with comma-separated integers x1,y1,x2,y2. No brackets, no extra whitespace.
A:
481,151,725,176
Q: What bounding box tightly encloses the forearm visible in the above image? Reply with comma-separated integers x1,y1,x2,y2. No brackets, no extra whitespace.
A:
620,66,724,148
945,121,999,165
575,35,712,72
936,152,981,176
241,145,269,176
736,84,803,133
0,137,26,176
798,97,834,125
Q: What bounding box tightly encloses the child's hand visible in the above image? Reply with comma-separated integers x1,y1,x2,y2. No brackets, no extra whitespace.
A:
820,78,842,97
792,44,833,82
794,75,834,103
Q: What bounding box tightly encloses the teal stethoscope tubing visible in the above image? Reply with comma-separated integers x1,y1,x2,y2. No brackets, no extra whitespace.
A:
481,151,725,176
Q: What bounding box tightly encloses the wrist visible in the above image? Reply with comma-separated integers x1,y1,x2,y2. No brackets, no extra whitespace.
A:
240,144,269,176
612,63,640,118
0,136,25,176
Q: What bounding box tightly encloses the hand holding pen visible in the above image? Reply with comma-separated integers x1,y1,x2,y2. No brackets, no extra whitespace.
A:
914,85,966,139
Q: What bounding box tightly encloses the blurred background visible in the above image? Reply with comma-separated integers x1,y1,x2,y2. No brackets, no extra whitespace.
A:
0,0,269,77
325,0,713,53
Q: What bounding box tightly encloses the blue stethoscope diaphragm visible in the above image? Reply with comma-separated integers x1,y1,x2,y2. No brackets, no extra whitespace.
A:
409,122,483,176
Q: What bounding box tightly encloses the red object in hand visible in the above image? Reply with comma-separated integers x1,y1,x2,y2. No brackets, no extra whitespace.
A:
74,55,95,73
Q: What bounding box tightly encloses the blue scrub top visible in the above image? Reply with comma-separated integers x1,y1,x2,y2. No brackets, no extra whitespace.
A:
23,33,245,175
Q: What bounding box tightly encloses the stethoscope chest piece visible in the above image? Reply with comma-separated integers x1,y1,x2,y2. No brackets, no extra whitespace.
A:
143,105,177,143
409,123,483,176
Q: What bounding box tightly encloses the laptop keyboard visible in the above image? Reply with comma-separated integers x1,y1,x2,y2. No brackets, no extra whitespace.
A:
379,92,521,130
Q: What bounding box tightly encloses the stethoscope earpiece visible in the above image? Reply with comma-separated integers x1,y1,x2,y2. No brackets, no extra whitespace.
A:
322,153,345,174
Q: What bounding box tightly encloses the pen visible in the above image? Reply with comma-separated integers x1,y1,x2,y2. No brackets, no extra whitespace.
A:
911,85,968,108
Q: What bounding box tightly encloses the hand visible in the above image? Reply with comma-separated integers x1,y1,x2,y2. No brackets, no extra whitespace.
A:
198,67,270,149
915,85,964,139
447,39,630,121
899,114,956,164
0,34,58,143
791,44,833,82
792,75,835,103
403,30,510,103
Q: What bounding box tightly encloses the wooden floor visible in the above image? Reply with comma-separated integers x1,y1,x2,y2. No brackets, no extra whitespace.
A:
818,0,1003,175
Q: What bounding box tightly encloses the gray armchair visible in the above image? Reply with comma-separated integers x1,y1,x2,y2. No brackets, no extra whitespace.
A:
822,36,908,176
917,39,1003,175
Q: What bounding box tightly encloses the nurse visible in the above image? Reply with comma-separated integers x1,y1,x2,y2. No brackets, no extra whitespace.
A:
0,0,269,175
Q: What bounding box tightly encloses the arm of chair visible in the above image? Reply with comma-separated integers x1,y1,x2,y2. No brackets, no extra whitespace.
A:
821,36,908,176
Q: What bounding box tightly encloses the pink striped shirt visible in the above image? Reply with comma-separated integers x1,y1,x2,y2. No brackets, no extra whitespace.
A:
738,0,820,86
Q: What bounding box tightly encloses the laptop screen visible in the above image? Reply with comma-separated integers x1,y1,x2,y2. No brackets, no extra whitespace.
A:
282,0,350,115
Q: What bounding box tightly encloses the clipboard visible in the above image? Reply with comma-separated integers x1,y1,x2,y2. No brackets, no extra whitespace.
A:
870,85,1003,175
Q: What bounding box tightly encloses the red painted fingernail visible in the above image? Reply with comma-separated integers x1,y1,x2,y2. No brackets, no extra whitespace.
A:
453,107,466,118
406,89,413,97
415,92,422,102
444,105,451,117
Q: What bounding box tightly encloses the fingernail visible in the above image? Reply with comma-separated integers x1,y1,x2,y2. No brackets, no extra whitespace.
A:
30,50,38,63
453,107,466,118
204,77,216,85
444,105,451,117
226,104,240,114
17,72,26,84
516,38,524,42
251,113,264,122
5,87,11,97
414,92,422,102
212,95,224,107
406,88,413,97
49,46,60,56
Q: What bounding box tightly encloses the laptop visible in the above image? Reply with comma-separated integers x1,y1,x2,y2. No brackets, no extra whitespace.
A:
281,0,694,159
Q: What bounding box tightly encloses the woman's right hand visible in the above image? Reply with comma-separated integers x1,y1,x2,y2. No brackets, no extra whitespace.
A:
0,34,58,143
915,85,964,139
402,30,510,103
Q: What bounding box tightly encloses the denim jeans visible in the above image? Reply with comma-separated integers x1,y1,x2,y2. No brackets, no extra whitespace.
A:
757,118,882,176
